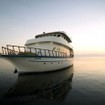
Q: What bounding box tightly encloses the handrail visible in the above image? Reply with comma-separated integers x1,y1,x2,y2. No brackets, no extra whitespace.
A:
1,45,68,57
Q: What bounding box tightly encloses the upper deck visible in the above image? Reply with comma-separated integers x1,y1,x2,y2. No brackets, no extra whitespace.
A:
25,31,72,48
35,31,72,43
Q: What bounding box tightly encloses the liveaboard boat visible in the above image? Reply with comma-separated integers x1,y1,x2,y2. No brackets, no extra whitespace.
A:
1,31,74,73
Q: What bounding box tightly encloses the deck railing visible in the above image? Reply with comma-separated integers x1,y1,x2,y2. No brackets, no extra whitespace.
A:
1,45,68,57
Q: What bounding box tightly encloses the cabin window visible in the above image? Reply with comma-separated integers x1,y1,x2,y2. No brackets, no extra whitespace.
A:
57,34,60,37
53,34,56,36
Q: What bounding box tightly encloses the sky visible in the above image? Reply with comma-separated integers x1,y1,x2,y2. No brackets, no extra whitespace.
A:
0,0,105,56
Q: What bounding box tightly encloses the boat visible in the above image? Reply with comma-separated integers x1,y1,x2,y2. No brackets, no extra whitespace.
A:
1,31,74,73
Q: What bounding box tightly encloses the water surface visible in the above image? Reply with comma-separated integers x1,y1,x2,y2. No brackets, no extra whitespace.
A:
0,57,105,105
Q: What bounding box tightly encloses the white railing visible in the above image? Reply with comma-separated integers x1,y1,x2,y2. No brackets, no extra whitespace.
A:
1,45,68,57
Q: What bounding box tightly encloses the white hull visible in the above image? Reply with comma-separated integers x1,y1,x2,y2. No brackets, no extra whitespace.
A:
4,57,73,73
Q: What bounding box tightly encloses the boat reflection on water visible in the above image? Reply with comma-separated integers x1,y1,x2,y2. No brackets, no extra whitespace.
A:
6,67,74,100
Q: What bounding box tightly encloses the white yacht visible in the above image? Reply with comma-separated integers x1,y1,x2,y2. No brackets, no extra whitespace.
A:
1,31,74,73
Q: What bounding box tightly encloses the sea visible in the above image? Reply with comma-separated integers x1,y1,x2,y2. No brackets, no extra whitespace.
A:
0,57,105,105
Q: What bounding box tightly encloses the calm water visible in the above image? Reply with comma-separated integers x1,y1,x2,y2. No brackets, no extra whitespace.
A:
0,57,105,105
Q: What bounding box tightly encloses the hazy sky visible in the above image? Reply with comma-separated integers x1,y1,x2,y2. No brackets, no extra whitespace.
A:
0,0,105,56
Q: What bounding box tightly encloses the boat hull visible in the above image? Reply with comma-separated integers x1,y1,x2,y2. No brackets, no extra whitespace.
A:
2,56,73,73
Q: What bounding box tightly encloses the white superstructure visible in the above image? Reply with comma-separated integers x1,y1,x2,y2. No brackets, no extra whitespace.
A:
1,31,74,73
